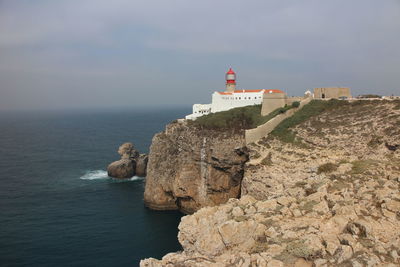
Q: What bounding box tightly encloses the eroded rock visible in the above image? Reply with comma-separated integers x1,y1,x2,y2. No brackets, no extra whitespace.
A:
107,159,135,179
135,154,148,177
140,100,400,266
107,142,147,178
144,121,248,213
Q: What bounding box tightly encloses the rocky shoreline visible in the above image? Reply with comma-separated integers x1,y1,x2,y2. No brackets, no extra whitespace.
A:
140,100,400,266
108,100,400,266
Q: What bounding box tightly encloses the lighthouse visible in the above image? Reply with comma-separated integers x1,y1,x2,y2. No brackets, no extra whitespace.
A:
226,68,236,92
185,67,286,120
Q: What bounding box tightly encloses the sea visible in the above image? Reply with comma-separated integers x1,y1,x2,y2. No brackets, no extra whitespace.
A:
0,107,191,267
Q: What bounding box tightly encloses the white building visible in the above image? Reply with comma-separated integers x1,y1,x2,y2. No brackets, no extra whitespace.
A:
185,68,284,120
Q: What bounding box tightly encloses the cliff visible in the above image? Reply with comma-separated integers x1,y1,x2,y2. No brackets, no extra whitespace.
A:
141,100,400,266
144,121,248,214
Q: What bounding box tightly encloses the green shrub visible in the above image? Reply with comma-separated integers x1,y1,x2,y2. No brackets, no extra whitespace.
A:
271,99,349,144
278,107,286,114
317,162,338,174
188,105,260,130
291,101,300,108
393,100,400,110
285,240,314,259
358,94,382,99
367,135,383,148
350,160,380,175
189,104,294,131
251,151,261,159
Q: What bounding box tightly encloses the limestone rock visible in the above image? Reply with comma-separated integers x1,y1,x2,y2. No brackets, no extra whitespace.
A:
118,142,139,159
107,159,135,179
135,154,148,177
107,142,148,179
140,100,400,266
144,121,248,213
267,260,284,267
336,245,353,264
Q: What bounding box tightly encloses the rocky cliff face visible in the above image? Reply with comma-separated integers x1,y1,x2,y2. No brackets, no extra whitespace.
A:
141,100,400,266
144,121,248,214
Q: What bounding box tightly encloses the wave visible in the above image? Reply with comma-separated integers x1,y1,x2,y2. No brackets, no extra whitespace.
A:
80,170,109,180
80,170,144,182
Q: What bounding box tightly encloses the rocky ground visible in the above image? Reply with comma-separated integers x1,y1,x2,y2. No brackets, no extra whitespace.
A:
141,100,400,266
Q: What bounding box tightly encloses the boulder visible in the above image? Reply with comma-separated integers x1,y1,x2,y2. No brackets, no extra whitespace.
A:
107,159,136,179
118,142,139,159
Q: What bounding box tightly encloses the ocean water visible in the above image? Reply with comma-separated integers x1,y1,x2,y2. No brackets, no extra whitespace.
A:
0,107,191,267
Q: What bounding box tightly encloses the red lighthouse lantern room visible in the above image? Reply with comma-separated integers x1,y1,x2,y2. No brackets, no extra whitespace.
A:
226,68,236,84
225,68,236,92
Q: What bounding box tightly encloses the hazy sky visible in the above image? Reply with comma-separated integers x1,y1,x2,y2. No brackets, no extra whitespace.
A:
0,0,399,110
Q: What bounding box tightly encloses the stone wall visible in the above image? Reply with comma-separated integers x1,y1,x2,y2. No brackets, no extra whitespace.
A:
314,87,351,99
245,97,312,144
261,92,287,116
285,96,303,106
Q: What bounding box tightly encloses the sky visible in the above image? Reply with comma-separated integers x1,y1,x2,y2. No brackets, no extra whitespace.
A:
0,0,399,111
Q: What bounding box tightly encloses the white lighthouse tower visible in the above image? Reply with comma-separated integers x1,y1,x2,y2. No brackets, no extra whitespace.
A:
226,68,236,92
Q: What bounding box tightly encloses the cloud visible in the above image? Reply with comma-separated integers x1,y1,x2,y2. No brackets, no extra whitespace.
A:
0,0,399,110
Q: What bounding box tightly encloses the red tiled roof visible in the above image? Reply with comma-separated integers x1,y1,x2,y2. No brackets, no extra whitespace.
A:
218,92,233,95
263,89,284,94
217,89,284,95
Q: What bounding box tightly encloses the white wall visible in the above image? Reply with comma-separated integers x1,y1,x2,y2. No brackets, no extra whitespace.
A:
186,90,264,120
185,104,212,119
211,91,263,113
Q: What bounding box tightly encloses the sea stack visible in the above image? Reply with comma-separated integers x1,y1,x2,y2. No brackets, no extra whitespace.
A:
107,142,148,178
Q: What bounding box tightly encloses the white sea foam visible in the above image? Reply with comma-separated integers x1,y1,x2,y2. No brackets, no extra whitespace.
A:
80,170,144,181
127,176,143,181
112,176,144,183
80,170,109,180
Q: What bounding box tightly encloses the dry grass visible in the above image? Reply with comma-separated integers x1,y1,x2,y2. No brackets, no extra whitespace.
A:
350,160,381,175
